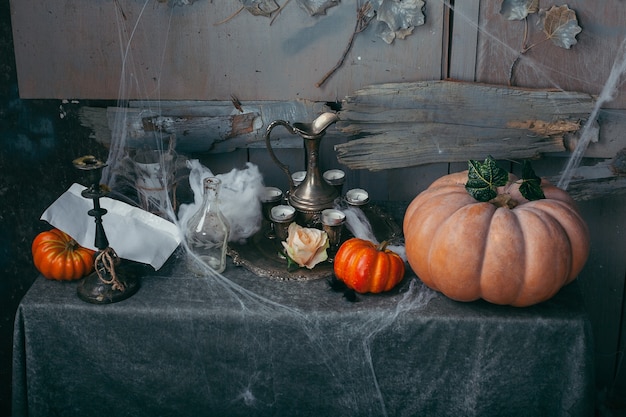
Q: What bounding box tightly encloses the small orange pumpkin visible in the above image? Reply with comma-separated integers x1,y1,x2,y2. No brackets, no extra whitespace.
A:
333,238,405,293
403,170,590,307
32,228,96,280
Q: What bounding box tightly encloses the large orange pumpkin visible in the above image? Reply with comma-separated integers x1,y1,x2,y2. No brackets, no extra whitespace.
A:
403,170,589,307
334,238,405,293
32,228,96,280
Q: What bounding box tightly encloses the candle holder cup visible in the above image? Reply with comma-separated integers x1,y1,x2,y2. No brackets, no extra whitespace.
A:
261,187,284,239
321,208,346,260
271,205,296,242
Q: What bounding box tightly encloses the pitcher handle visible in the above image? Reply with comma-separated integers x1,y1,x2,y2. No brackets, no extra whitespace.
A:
264,120,298,193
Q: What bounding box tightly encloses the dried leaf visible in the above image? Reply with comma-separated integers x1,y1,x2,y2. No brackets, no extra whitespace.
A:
240,0,280,17
543,5,582,49
296,0,340,16
499,0,539,21
373,0,425,44
168,0,195,6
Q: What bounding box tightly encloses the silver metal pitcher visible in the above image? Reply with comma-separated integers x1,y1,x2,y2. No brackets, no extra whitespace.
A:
264,112,340,226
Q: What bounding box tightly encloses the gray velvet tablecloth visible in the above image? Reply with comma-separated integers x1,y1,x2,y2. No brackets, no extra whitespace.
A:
13,259,594,417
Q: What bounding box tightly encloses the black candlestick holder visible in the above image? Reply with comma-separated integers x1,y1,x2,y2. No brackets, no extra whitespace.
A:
73,155,140,304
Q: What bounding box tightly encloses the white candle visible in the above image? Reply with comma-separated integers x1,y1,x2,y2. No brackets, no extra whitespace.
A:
322,209,346,226
292,171,306,186
346,188,369,206
323,169,345,185
271,205,296,222
261,186,283,203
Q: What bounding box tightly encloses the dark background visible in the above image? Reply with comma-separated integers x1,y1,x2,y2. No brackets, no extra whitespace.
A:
0,1,109,414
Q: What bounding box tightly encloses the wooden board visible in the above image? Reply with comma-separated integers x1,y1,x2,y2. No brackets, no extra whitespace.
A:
334,80,595,170
10,0,445,100
79,100,329,153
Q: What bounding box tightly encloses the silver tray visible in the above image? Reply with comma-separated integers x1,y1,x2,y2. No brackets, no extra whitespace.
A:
228,205,402,281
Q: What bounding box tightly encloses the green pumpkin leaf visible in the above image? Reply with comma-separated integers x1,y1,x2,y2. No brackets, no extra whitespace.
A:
519,160,545,200
465,156,509,202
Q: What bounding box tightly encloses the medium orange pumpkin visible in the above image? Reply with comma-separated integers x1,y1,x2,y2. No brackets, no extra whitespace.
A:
32,228,96,280
333,238,405,293
403,170,590,307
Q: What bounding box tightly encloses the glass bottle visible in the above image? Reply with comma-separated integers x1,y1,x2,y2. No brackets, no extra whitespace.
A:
185,177,230,274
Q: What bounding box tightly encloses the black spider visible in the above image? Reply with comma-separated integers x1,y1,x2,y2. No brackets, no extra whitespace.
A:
327,275,359,303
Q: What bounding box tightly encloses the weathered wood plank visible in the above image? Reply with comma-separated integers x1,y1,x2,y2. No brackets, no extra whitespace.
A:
334,80,595,170
589,109,626,159
563,175,626,201
334,128,565,171
79,100,332,153
338,118,582,138
547,160,626,201
80,100,625,162
141,112,258,142
338,80,595,114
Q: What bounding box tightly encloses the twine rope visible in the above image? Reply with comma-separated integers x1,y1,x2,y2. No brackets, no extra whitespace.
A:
95,247,125,292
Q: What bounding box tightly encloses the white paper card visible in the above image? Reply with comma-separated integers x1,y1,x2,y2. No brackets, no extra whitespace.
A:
41,183,182,270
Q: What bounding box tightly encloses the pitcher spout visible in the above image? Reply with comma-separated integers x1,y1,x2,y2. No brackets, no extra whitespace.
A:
293,112,339,138
311,112,339,135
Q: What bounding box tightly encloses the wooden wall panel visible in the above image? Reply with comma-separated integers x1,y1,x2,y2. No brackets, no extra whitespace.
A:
448,0,479,80
613,271,626,407
387,163,449,202
577,194,626,393
473,1,626,109
248,147,304,192
195,148,250,175
10,0,445,100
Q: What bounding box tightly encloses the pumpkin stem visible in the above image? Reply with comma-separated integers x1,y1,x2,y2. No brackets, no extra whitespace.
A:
66,238,79,251
377,240,389,251
490,193,518,209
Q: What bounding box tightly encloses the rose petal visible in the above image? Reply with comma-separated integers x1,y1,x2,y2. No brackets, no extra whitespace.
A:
304,238,329,269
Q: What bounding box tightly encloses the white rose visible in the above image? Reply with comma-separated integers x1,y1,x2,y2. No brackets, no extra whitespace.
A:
281,222,329,269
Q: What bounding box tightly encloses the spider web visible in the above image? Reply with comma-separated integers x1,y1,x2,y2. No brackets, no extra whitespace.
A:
96,1,626,415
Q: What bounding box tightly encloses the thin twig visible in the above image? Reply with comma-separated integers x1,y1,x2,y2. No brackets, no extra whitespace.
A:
316,2,374,88
508,17,550,86
522,37,549,54
522,16,529,51
507,55,521,87
270,0,291,26
214,5,244,26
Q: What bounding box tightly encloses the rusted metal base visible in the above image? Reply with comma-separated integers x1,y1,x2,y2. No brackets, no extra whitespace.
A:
77,263,141,304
